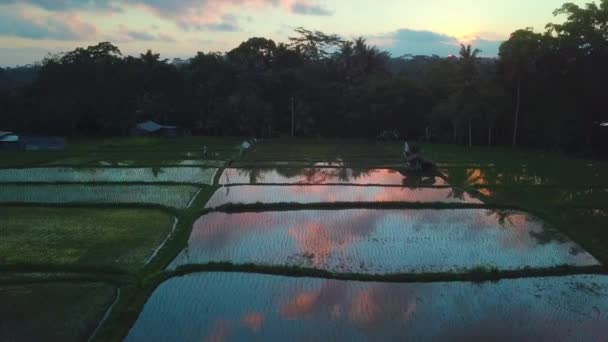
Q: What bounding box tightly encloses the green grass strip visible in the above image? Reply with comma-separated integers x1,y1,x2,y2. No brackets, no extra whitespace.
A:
206,201,517,213
170,262,606,284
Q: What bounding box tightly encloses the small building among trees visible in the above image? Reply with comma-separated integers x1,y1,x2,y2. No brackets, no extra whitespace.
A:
132,120,180,137
0,131,20,150
0,132,66,151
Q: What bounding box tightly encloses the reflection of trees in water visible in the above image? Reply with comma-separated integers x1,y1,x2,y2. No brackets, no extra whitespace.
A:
485,209,512,226
446,187,466,201
152,166,164,178
231,168,263,184
454,164,564,187
485,209,567,246
529,225,568,245
394,167,439,189
441,166,554,187
232,167,376,184
442,168,469,201
402,174,438,189
275,167,373,183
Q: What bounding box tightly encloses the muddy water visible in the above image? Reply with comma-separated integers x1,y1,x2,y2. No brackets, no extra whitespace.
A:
0,167,217,184
168,209,598,272
205,185,481,208
219,167,447,186
126,273,608,341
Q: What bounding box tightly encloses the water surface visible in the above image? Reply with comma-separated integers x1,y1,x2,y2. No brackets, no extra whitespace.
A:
169,209,598,272
205,185,481,208
126,273,608,341
219,167,446,186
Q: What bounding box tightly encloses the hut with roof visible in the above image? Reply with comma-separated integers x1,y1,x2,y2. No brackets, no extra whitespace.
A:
0,131,20,150
132,120,180,137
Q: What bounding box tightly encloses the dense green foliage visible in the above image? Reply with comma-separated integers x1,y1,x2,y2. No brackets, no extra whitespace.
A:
0,65,39,92
1,1,607,155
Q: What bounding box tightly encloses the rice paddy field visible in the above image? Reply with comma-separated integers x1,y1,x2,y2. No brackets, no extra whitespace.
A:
171,209,598,274
0,184,203,208
0,167,217,184
0,207,175,272
2,137,607,341
168,209,597,273
126,272,608,341
0,137,240,341
0,282,118,342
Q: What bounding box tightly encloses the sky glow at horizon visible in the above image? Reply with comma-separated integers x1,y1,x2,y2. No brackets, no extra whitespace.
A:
0,0,590,66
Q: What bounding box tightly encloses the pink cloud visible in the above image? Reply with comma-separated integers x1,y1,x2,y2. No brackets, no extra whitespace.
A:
1,7,99,40
12,1,333,31
129,1,306,30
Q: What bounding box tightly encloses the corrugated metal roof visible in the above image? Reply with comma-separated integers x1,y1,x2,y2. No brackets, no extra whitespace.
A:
0,132,18,142
136,121,163,132
135,121,177,132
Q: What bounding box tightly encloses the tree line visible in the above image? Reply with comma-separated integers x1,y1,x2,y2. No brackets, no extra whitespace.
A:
0,0,607,155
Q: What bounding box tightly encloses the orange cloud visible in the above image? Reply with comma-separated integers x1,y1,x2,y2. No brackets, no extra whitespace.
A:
280,290,321,319
288,221,356,266
241,312,265,332
349,290,380,325
204,319,230,342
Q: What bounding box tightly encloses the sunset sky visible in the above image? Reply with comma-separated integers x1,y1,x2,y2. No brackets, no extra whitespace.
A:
0,0,589,66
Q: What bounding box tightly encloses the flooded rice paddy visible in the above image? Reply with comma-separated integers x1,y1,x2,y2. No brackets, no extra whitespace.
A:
0,184,201,208
7,158,601,340
169,209,598,272
126,272,608,341
205,185,481,208
219,167,447,186
0,167,217,184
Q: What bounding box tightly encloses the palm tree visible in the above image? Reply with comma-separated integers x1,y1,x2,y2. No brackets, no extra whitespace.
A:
458,44,481,147
335,37,390,83
499,28,542,147
459,44,480,82
477,64,508,146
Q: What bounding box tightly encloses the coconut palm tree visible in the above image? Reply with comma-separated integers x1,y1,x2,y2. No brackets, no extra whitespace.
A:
499,28,543,147
458,44,481,147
